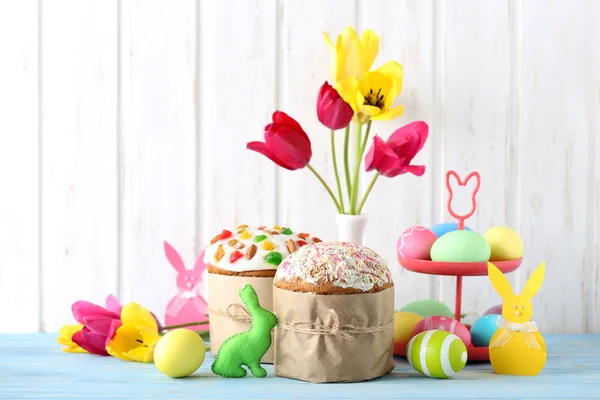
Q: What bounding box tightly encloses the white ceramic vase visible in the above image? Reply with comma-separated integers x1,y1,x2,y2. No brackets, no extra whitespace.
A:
334,213,368,245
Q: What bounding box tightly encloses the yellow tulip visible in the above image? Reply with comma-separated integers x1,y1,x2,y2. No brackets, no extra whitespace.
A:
57,323,88,353
324,26,380,83
338,61,405,121
106,302,161,363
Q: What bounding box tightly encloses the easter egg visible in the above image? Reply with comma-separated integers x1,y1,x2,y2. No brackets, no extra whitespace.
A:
470,314,501,347
400,300,454,318
430,222,472,238
393,311,423,344
430,230,491,262
413,316,472,347
406,330,468,378
397,226,438,260
154,328,206,378
483,226,524,261
484,304,503,315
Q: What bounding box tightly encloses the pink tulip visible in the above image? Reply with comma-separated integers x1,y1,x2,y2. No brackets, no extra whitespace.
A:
364,121,428,177
317,81,353,130
247,111,312,170
71,298,121,356
70,294,162,356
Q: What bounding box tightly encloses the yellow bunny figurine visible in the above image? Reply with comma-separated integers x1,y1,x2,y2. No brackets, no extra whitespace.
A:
487,261,546,376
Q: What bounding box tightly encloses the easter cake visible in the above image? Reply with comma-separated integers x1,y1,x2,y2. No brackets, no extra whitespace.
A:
204,225,321,277
204,224,322,364
273,241,395,383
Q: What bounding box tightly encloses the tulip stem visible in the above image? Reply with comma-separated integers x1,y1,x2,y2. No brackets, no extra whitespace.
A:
161,320,209,331
343,125,352,209
357,172,380,214
307,164,342,213
330,130,345,213
350,120,371,214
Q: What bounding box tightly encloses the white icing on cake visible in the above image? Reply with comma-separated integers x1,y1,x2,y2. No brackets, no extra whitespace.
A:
203,225,321,272
274,241,392,291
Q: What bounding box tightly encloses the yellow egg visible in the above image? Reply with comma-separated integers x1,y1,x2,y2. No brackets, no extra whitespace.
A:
483,226,524,261
393,311,423,344
154,328,206,378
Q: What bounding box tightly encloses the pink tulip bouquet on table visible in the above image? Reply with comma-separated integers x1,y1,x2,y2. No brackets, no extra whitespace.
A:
246,27,429,241
57,294,208,362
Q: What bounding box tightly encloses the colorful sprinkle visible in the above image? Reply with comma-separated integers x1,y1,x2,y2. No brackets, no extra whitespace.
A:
230,250,243,263
263,240,275,250
240,229,251,240
219,229,232,240
254,234,267,242
274,241,392,291
281,228,293,235
265,251,283,266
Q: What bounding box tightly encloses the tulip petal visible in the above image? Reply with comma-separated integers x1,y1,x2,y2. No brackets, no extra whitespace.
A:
338,27,364,81
338,77,360,112
361,30,380,72
271,111,305,135
72,301,119,324
372,105,405,121
105,295,122,315
403,164,426,176
266,125,312,170
106,318,123,345
323,32,338,82
83,315,116,335
361,104,381,117
247,141,291,169
121,302,158,330
126,347,149,363
72,330,108,356
364,135,408,178
358,71,394,105
377,61,404,95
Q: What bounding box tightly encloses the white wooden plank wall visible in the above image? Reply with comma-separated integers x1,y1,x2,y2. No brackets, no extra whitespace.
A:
0,0,598,334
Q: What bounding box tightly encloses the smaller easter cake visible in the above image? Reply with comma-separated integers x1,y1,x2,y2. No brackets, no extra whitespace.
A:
274,241,393,294
430,230,491,262
204,225,321,277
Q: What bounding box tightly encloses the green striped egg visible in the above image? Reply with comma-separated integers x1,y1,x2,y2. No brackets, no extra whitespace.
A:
406,330,468,378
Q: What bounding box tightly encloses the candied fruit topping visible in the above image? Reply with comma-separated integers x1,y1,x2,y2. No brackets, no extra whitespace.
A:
219,229,232,240
254,234,267,242
240,229,251,240
230,250,243,263
281,228,293,235
265,251,283,266
263,240,275,250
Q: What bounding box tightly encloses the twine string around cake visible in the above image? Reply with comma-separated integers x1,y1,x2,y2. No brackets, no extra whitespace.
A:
208,303,252,323
279,309,393,341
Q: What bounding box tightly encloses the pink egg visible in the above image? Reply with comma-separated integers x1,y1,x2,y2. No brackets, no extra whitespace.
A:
397,226,438,260
413,316,472,347
484,304,503,315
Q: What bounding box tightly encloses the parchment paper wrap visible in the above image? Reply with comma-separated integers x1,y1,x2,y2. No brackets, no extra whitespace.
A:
273,285,395,383
208,272,274,363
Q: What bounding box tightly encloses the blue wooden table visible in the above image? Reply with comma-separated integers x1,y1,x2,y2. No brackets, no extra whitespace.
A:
1,334,599,399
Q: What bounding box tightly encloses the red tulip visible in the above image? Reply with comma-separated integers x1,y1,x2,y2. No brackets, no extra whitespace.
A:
247,111,312,170
70,294,162,356
364,121,428,177
317,81,353,130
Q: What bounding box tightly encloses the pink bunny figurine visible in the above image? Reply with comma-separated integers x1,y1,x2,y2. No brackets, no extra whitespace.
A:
164,241,209,331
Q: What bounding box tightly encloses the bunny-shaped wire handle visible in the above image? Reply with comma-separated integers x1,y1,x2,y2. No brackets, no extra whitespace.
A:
486,261,547,376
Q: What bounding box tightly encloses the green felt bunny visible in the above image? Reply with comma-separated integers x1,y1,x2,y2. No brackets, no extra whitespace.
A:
211,284,278,378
